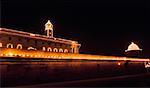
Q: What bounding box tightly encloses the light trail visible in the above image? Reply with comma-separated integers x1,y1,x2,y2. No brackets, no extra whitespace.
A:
0,48,149,62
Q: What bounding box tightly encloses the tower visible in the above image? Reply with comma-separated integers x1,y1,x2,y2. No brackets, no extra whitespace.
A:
45,20,53,37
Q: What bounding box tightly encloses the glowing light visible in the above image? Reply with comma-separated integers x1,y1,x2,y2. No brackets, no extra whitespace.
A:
125,42,142,52
14,54,17,56
28,47,36,50
16,44,23,49
43,47,46,51
0,48,149,62
144,62,150,68
0,43,2,47
22,54,25,57
64,49,68,53
38,55,41,57
0,54,3,56
8,52,13,56
53,48,58,52
35,55,38,57
117,62,121,65
30,55,33,57
59,48,63,52
6,43,13,48
123,57,127,61
47,47,52,52
29,33,36,36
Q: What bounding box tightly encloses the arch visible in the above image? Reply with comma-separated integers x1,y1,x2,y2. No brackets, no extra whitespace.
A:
64,49,68,53
0,42,2,47
59,48,63,52
27,47,36,50
16,44,23,49
47,47,52,52
42,47,46,51
53,48,58,52
6,43,13,48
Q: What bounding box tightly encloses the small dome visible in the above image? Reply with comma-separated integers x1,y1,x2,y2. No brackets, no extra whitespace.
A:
125,42,142,52
45,20,53,30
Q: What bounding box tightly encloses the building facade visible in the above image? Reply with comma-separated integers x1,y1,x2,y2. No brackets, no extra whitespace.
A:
0,20,81,53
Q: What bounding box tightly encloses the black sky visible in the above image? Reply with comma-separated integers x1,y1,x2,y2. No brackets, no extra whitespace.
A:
1,0,150,56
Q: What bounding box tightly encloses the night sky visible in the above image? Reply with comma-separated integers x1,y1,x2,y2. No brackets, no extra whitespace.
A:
1,0,150,57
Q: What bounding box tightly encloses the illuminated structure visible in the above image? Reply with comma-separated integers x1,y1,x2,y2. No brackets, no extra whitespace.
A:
0,21,149,65
45,20,53,37
0,20,81,53
0,48,149,62
125,42,142,58
125,42,142,52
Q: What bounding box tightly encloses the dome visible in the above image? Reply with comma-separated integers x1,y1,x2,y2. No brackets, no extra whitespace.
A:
125,42,142,52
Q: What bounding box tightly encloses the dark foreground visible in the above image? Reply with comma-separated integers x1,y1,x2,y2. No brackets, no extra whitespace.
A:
0,59,150,87
19,72,150,87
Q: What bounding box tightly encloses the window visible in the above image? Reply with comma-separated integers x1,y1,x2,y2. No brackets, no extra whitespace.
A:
48,42,51,45
64,49,68,53
27,39,30,42
53,48,58,52
16,44,22,49
42,47,46,51
18,38,21,41
6,43,13,48
27,47,36,50
59,48,63,52
47,47,52,52
35,40,37,46
0,43,2,47
8,37,12,40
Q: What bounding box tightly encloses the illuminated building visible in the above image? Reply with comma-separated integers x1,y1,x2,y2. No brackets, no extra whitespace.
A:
0,21,149,63
0,20,81,53
125,42,142,58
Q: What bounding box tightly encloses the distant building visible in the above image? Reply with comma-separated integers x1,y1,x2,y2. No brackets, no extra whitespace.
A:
125,42,142,58
0,20,81,53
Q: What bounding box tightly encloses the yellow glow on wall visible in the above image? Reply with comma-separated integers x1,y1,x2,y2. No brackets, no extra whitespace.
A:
0,48,149,62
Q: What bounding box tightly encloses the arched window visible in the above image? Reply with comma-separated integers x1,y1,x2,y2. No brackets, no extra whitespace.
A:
42,47,46,51
64,49,68,53
16,44,22,49
0,42,2,47
47,47,52,52
6,43,13,48
59,48,63,52
53,48,58,52
27,47,36,50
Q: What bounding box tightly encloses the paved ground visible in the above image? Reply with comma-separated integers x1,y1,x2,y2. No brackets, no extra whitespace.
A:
18,72,150,87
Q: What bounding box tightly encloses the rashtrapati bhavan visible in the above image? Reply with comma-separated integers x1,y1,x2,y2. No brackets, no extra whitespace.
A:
0,20,81,53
